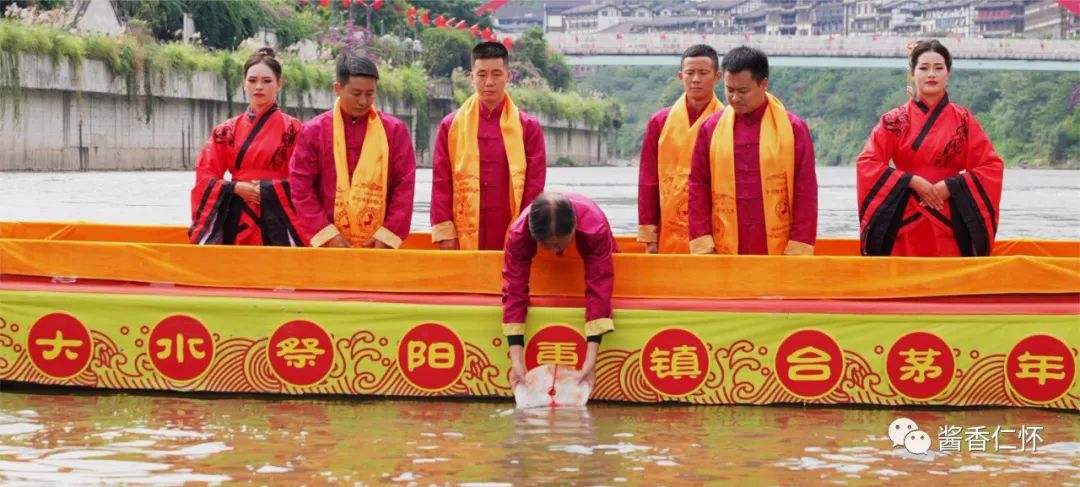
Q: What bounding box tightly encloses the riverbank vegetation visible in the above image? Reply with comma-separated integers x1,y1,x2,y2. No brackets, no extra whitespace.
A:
579,65,1080,168
0,19,620,148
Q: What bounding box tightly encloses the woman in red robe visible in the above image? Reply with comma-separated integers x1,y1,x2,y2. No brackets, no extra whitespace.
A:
189,47,307,246
857,40,1003,257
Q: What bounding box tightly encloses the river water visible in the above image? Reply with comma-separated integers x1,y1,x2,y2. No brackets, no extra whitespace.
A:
1,166,1078,239
1,167,1078,485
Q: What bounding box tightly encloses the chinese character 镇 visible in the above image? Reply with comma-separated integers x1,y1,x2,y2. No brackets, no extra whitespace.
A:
35,330,83,361
899,348,942,383
1015,352,1066,385
275,337,325,368
536,342,579,366
938,425,963,452
155,333,206,363
649,345,702,379
787,346,831,381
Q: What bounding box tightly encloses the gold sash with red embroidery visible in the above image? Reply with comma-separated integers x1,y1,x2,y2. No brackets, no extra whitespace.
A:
701,93,806,255
440,93,526,250
332,99,388,246
656,93,721,253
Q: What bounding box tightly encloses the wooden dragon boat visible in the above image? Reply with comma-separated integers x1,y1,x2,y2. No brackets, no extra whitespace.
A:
1,221,1077,409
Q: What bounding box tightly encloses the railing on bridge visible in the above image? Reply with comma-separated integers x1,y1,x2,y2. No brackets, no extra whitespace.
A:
547,33,1080,62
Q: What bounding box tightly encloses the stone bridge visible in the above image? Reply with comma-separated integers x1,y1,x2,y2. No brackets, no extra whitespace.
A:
547,33,1080,61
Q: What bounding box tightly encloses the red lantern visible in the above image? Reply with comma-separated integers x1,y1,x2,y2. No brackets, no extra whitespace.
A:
455,20,468,30
482,27,493,41
320,0,329,7
420,10,430,26
372,0,383,8
435,14,447,28
502,37,513,52
341,0,350,7
469,24,479,37
406,6,417,26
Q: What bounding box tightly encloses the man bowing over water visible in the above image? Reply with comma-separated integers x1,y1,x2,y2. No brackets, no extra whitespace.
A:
502,193,616,389
289,51,416,249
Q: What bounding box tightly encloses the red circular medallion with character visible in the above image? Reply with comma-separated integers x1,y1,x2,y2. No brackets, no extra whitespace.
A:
148,315,214,382
397,322,465,392
774,329,844,400
27,313,93,380
267,320,334,387
639,328,710,397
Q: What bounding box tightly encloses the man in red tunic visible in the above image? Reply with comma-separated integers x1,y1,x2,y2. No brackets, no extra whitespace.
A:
502,192,615,389
687,46,818,256
638,44,724,254
289,52,416,249
431,42,546,250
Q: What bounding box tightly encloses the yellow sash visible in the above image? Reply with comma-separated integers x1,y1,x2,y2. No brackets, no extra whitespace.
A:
332,99,389,246
708,93,795,255
657,93,721,254
446,93,527,250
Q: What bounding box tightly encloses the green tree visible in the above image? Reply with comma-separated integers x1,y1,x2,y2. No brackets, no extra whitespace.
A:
410,0,493,29
0,0,68,10
420,28,472,77
116,0,268,49
512,27,572,91
186,0,267,50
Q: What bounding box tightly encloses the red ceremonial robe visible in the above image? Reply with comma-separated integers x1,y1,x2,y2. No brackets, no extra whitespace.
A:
857,94,1003,256
502,193,616,339
288,106,417,248
430,99,547,250
189,105,308,246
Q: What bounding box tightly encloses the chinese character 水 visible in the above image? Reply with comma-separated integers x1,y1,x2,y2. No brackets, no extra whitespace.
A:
155,333,206,363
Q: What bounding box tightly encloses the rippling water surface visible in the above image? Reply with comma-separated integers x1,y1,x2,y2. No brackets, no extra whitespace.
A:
1,168,1078,484
1,167,1078,239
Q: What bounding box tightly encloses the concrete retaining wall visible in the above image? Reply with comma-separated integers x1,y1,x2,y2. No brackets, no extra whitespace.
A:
0,53,609,171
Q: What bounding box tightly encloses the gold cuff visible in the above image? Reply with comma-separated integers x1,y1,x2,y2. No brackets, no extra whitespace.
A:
584,318,614,337
373,226,403,249
783,240,815,256
431,220,457,242
636,224,658,243
689,235,715,255
502,323,526,336
311,224,341,248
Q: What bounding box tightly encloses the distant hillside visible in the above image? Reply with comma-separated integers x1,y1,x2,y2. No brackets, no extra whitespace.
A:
579,67,1080,168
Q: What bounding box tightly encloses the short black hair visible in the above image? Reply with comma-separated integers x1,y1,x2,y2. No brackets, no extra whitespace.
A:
528,193,576,241
721,46,768,82
681,44,719,71
335,50,379,85
909,39,952,73
471,41,509,67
